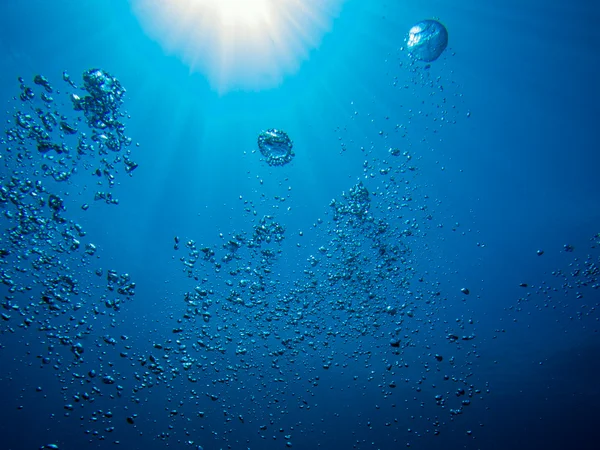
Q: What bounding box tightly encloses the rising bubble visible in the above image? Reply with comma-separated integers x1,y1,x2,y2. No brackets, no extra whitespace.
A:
257,129,295,166
406,19,449,62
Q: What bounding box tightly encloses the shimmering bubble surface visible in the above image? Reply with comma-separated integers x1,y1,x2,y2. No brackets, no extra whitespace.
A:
257,129,295,166
407,19,448,62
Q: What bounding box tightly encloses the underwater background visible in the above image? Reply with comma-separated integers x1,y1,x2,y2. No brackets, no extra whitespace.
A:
0,1,599,449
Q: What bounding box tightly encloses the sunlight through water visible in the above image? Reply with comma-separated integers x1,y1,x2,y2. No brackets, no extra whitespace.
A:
131,0,345,93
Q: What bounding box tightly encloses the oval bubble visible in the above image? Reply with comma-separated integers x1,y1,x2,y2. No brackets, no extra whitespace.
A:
258,129,295,166
406,20,448,62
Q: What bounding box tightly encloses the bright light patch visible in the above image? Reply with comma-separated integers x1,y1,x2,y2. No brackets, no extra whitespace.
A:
131,0,345,93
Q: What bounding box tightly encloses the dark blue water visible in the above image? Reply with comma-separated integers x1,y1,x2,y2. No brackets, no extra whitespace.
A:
1,1,599,450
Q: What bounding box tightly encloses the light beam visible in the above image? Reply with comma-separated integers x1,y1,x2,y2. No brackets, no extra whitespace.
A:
131,0,345,93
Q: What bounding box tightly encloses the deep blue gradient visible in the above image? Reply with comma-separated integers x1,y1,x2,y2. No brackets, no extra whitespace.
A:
1,1,599,450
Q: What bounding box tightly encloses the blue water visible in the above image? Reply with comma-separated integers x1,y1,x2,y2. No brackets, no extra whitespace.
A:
1,1,599,449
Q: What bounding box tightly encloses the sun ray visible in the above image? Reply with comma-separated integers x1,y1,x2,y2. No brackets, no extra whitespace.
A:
131,0,345,93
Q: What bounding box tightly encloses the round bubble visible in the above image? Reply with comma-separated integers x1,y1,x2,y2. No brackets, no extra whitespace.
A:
406,20,448,62
258,129,295,166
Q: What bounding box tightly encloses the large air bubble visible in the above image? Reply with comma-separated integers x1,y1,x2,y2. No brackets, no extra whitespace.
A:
406,19,448,62
257,129,295,166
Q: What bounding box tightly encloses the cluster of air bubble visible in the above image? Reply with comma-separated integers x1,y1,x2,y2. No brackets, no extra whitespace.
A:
249,214,286,246
174,214,286,322
125,145,489,448
0,69,491,449
73,69,132,158
2,19,593,450
521,239,600,315
0,71,137,435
